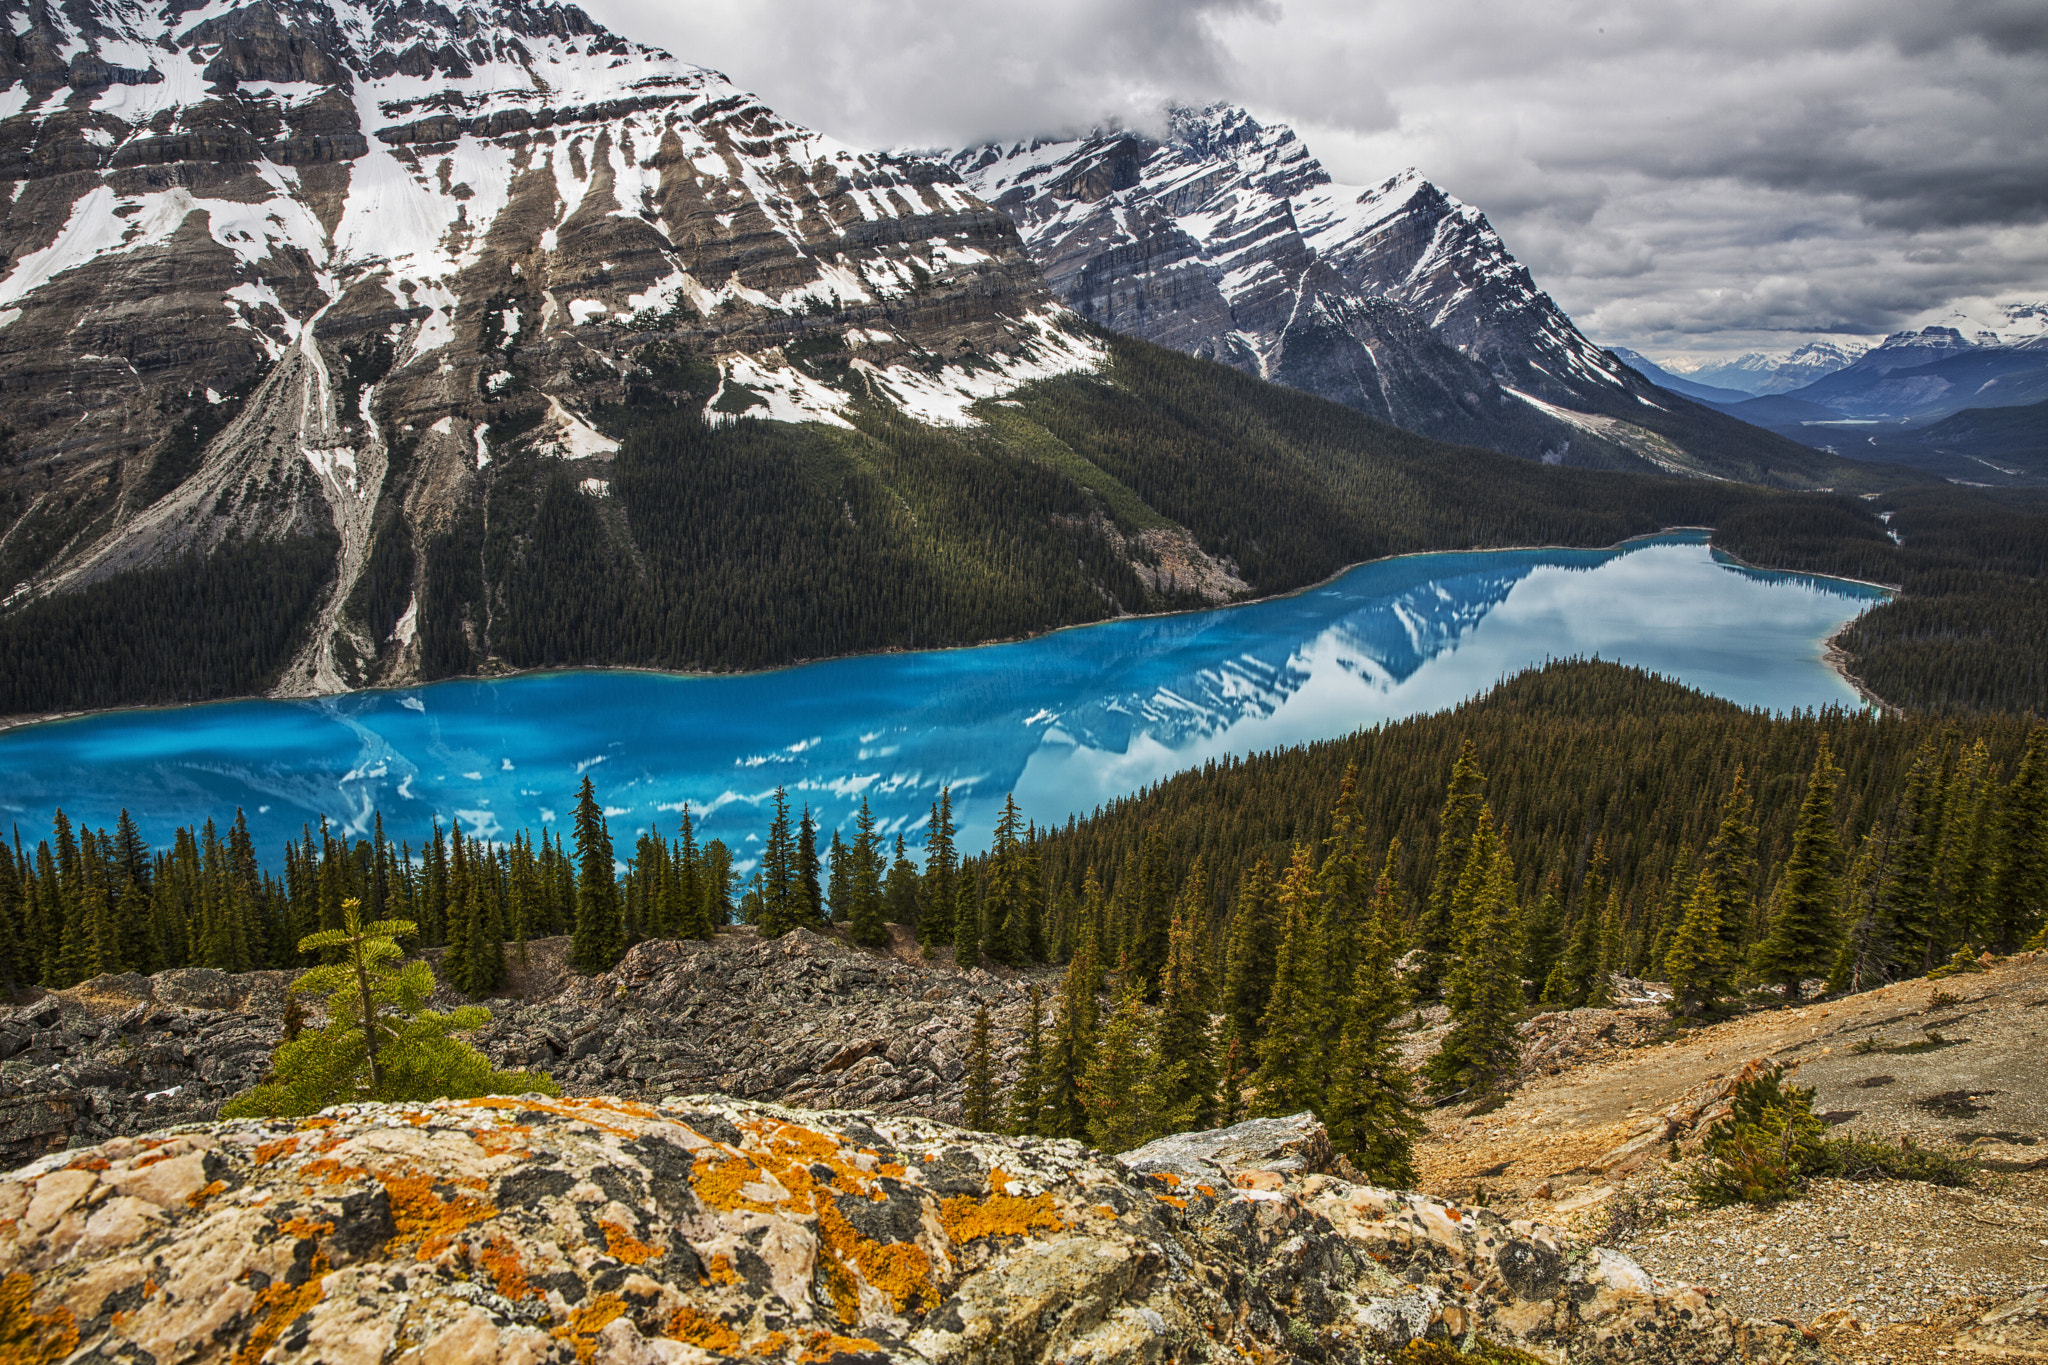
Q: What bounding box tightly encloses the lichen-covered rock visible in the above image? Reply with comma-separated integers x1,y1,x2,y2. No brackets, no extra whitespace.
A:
0,1098,1815,1364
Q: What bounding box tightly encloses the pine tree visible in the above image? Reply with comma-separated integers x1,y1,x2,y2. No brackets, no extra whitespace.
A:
1082,980,1169,1153
222,899,556,1117
1938,739,1995,950
1588,890,1624,1007
1665,768,1757,1013
1522,872,1565,1002
1990,724,2048,951
798,806,823,928
1323,845,1423,1184
826,828,850,924
1126,827,1174,995
1425,811,1525,1100
984,795,1027,965
1417,741,1486,1000
1751,738,1844,998
1154,860,1219,1131
1006,985,1048,1136
570,777,623,973
758,789,800,937
1220,855,1280,1046
676,808,711,940
883,835,919,929
1874,745,1944,974
953,861,983,966
1250,843,1326,1117
920,788,957,951
847,800,887,948
1040,867,1106,1141
962,1004,996,1130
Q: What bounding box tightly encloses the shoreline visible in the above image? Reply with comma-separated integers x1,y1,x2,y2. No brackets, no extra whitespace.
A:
0,526,1894,738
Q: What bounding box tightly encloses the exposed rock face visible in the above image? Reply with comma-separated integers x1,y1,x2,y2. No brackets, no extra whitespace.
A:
0,0,1095,686
0,929,1046,1168
0,1098,1818,1364
946,105,1842,484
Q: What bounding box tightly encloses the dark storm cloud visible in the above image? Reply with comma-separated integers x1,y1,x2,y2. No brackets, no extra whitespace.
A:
581,0,2048,356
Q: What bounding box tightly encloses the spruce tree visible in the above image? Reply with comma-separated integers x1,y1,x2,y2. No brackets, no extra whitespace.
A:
962,1004,996,1130
222,899,556,1117
1417,741,1486,1000
798,806,823,928
1082,980,1168,1153
847,799,887,948
984,795,1026,965
1425,811,1525,1101
1665,768,1757,1012
1126,828,1174,995
1155,860,1219,1131
1751,738,1844,998
1323,846,1423,1184
1939,739,1995,949
883,835,919,929
676,808,711,940
1990,724,2048,951
1874,745,1944,974
1220,855,1280,1046
826,828,850,923
920,788,957,951
1588,890,1624,1007
1250,843,1326,1117
758,789,800,937
1041,868,1105,1140
1006,985,1048,1136
953,863,983,966
570,777,623,973
1522,872,1565,1002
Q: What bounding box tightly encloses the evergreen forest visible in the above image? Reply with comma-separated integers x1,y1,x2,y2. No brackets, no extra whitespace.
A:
8,660,2045,1175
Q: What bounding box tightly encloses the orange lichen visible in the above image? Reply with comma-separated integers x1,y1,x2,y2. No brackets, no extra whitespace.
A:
186,1180,228,1210
276,1217,333,1241
468,1126,532,1159
253,1138,299,1166
1150,1171,1181,1188
298,1158,367,1186
749,1330,791,1357
688,1118,940,1324
799,1329,883,1362
665,1305,741,1353
295,1118,337,1131
0,1270,79,1365
63,1157,108,1173
1195,1184,1217,1198
130,1152,174,1171
939,1187,1065,1243
1093,1204,1117,1218
378,1171,497,1260
1155,1194,1188,1208
231,1251,329,1365
551,1293,627,1365
705,1254,740,1286
601,1221,664,1266
477,1237,536,1301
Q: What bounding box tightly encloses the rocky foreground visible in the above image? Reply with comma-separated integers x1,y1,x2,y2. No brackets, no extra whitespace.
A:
0,1100,1817,1365
0,929,1047,1170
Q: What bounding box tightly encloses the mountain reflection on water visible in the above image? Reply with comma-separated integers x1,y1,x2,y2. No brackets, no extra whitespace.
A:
0,535,1886,864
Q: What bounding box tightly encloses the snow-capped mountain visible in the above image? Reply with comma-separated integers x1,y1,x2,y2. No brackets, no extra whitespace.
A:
941,104,1785,469
1663,341,1869,396
0,0,1106,689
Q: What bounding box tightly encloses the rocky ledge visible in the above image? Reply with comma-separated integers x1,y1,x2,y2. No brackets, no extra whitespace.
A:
0,1101,1814,1365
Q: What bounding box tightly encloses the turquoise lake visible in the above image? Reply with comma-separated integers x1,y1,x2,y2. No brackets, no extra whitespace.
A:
0,534,1887,866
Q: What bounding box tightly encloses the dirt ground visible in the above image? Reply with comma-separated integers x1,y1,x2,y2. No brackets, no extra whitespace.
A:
1411,953,2048,1357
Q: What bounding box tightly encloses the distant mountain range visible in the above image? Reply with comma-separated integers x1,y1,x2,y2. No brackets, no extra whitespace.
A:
942,105,1869,485
1641,324,2048,485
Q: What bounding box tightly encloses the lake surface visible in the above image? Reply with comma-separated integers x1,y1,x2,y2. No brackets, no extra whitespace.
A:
0,534,1887,867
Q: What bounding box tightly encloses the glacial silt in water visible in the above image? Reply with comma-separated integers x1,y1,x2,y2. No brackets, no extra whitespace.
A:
0,535,1886,861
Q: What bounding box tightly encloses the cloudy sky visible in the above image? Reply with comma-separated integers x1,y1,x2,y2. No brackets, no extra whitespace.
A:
584,0,2048,361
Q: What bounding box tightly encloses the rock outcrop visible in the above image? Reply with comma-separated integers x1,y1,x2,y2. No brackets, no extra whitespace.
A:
0,1099,1818,1364
0,930,1046,1168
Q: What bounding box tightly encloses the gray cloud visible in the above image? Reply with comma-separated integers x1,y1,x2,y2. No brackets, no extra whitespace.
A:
581,0,2048,357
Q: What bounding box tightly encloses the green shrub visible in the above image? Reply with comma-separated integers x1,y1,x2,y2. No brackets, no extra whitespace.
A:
1828,1136,1976,1186
1691,1064,1831,1206
222,899,556,1119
